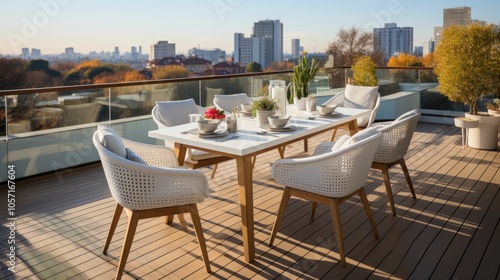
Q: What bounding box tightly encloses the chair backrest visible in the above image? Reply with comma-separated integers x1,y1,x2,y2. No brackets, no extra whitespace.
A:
205,88,224,107
273,128,382,198
152,98,205,128
213,93,251,112
373,111,421,163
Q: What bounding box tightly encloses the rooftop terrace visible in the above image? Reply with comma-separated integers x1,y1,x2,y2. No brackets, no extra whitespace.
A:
1,122,498,279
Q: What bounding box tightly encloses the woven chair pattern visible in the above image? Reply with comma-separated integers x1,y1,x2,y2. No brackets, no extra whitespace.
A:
373,113,420,164
93,132,209,211
272,132,382,198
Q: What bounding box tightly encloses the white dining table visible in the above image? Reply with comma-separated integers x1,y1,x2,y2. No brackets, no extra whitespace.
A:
148,106,370,262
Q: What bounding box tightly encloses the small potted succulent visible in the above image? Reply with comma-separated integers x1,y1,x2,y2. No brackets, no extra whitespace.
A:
250,95,278,125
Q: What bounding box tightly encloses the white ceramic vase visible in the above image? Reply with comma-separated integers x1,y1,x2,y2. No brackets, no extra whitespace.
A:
256,110,276,125
294,97,306,111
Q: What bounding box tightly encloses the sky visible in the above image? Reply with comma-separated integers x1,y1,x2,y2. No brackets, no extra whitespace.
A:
1,0,499,56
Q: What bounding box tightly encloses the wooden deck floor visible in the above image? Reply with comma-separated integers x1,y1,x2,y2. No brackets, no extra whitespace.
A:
1,122,499,280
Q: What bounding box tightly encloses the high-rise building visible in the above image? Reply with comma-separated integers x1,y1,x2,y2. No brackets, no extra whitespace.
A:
443,6,471,28
373,23,413,61
149,41,175,60
423,39,435,56
234,19,283,68
434,26,443,47
31,48,41,59
291,39,300,59
21,48,29,59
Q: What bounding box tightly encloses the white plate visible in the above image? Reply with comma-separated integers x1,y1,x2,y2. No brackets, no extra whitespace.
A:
260,124,296,132
313,111,343,118
240,110,253,115
188,129,228,138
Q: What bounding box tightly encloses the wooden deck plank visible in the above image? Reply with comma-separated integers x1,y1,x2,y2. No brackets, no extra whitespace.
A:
0,122,499,280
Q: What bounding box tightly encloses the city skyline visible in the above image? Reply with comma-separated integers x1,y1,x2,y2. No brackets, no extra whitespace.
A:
1,0,499,57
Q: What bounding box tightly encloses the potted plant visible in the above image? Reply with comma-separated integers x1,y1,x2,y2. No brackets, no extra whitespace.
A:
292,51,320,110
434,24,500,150
250,95,278,125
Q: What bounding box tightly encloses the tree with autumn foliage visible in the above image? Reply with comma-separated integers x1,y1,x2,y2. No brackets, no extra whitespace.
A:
264,61,294,71
387,53,421,67
152,65,189,79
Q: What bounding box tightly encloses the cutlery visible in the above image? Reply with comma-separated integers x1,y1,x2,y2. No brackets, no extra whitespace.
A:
217,135,239,142
257,131,279,137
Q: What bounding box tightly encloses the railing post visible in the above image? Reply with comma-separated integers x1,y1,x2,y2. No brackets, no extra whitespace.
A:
199,80,202,106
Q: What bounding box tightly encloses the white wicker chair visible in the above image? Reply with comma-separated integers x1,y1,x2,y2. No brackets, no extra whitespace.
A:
269,128,383,266
371,110,421,215
93,130,211,279
152,99,232,178
323,85,381,141
213,93,252,112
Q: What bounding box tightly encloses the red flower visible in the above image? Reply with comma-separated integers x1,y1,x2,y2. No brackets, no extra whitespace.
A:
204,107,225,119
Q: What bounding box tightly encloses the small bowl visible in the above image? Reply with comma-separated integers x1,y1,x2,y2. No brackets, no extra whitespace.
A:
197,119,220,133
268,115,290,128
317,104,337,115
240,103,251,112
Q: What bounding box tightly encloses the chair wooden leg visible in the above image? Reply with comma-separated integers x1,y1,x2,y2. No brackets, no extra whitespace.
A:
103,203,123,254
358,188,379,239
329,198,346,266
399,158,416,199
166,215,174,225
330,128,338,141
115,210,139,280
210,163,218,179
303,139,308,152
189,204,211,273
311,202,318,220
269,187,291,246
380,165,397,216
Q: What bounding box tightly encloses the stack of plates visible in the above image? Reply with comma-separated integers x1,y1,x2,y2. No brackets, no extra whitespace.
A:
188,129,228,138
260,124,296,132
313,111,343,118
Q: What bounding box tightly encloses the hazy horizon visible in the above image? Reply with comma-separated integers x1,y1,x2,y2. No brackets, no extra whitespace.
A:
1,0,499,56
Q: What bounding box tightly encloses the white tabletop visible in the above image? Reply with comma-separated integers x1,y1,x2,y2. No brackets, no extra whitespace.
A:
149,107,370,156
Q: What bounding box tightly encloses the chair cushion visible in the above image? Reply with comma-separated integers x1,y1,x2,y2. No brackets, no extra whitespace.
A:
343,84,379,127
396,109,419,121
331,135,350,151
126,148,147,164
97,124,127,158
156,98,200,127
340,127,380,149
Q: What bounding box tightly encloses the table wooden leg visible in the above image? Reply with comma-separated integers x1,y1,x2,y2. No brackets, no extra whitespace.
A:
173,143,187,166
347,120,359,135
236,155,255,262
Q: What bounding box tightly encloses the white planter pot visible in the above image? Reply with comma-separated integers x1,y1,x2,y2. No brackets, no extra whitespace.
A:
294,97,306,110
488,109,500,116
465,113,500,150
256,110,276,125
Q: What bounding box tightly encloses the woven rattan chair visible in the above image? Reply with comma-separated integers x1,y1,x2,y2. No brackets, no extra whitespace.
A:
269,128,382,265
93,126,211,279
213,93,251,112
152,98,232,178
323,84,381,141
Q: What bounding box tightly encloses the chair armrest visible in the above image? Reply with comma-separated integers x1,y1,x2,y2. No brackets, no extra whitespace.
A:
122,138,179,168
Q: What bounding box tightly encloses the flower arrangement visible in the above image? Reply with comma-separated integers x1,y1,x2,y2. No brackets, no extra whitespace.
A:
486,99,500,111
204,107,225,120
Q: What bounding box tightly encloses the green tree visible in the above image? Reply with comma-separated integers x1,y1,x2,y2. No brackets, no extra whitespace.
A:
245,62,262,73
434,24,500,114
